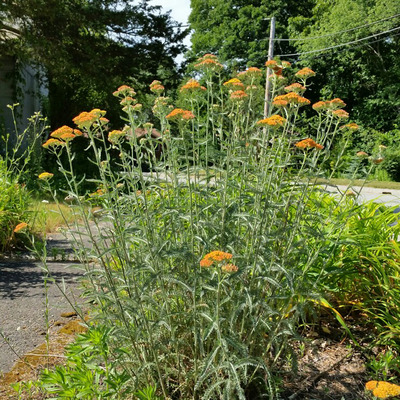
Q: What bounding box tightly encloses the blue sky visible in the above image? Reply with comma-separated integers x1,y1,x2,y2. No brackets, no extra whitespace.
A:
149,0,192,60
150,0,192,25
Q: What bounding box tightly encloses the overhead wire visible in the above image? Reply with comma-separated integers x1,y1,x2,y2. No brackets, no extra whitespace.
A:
275,25,400,58
275,12,400,42
283,31,400,62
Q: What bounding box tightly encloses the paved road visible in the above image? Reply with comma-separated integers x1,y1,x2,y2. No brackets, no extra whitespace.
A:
0,258,84,373
323,184,400,207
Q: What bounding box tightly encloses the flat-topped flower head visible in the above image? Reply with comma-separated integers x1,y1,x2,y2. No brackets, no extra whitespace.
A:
50,125,74,139
356,151,368,158
365,381,400,399
329,98,346,110
14,222,28,233
312,101,329,112
256,114,286,127
113,85,136,97
295,138,324,150
230,90,248,101
221,263,239,273
275,92,310,107
272,99,289,108
120,96,137,106
238,67,262,80
166,108,195,122
194,54,223,72
38,172,54,180
284,83,306,94
150,80,165,94
73,111,98,128
181,78,202,92
341,123,359,131
108,130,125,144
332,109,349,119
295,67,316,79
42,138,66,149
223,78,245,90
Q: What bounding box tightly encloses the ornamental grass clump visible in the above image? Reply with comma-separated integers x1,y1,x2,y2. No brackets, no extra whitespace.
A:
34,56,368,399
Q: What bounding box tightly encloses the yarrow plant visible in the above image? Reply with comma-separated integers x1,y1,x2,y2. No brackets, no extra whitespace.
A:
31,55,374,399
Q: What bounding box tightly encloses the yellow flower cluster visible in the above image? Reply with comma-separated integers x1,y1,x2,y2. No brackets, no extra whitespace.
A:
365,381,400,399
38,172,54,180
223,78,245,90
256,114,286,127
108,130,125,144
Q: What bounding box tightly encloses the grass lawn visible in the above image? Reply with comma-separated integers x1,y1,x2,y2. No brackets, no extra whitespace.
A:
316,177,400,190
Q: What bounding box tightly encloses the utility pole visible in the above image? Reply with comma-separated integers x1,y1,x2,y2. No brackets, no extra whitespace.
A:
264,16,276,118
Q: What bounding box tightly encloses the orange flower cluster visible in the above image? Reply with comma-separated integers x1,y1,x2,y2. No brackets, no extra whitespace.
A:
150,80,165,94
113,85,136,97
194,54,223,72
284,83,306,93
256,114,286,127
365,381,400,399
295,67,316,79
312,98,346,112
42,138,66,149
238,67,262,80
73,109,107,129
120,96,136,106
341,123,359,131
230,90,248,100
265,60,291,77
200,251,237,273
14,222,28,233
332,109,349,119
50,125,82,142
356,151,368,157
223,78,245,90
181,78,203,92
312,101,329,112
274,92,310,107
272,99,288,108
166,108,195,121
295,138,324,150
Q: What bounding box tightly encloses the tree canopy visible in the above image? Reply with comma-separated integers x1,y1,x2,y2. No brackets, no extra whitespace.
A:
188,0,400,130
0,0,188,127
188,0,314,68
288,0,400,130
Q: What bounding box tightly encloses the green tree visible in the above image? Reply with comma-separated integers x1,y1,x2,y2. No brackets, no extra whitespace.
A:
0,0,188,128
288,0,400,130
188,0,314,68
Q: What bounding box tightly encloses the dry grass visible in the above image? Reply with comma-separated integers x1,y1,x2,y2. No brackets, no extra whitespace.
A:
29,201,83,234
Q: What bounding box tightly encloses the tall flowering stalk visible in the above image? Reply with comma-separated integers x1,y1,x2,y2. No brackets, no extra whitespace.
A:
35,57,370,399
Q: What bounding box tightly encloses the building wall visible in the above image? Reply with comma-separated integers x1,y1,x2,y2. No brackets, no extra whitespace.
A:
0,55,46,152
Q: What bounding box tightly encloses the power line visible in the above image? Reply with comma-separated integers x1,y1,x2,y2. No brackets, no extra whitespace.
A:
275,12,400,42
284,31,400,62
275,25,400,58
